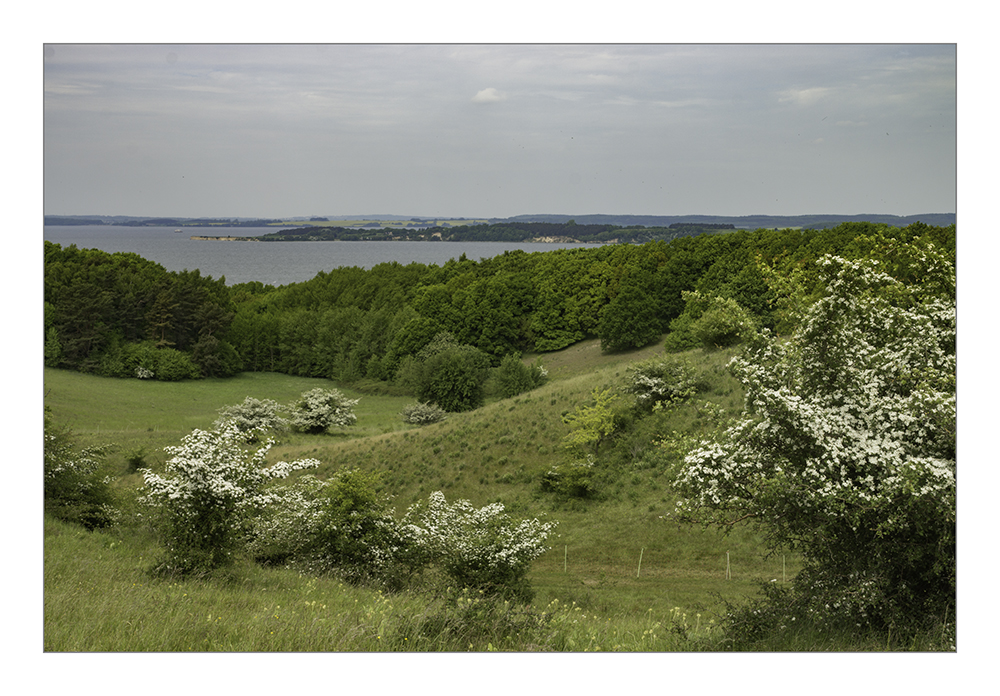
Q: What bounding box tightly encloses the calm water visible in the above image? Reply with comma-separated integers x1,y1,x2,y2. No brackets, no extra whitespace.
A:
43,226,595,286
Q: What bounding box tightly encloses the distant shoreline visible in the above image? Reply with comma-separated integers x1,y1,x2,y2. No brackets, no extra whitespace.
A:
189,235,593,243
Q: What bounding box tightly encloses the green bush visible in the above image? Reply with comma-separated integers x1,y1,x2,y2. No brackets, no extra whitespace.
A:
561,387,623,455
43,412,116,530
190,334,243,377
664,292,757,352
540,457,597,499
248,470,425,589
99,340,201,381
415,345,492,412
491,354,548,399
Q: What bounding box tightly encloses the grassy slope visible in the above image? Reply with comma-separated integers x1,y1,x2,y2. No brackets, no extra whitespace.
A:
43,338,802,650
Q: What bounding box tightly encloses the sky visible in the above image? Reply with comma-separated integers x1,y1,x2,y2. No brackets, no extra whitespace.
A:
43,43,956,220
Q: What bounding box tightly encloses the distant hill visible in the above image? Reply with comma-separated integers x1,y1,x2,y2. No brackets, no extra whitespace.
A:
491,213,955,229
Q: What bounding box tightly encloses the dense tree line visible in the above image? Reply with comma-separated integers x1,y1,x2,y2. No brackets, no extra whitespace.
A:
44,242,242,379
44,222,955,394
255,221,730,244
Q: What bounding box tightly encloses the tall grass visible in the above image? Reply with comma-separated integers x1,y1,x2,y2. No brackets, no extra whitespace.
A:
45,516,721,652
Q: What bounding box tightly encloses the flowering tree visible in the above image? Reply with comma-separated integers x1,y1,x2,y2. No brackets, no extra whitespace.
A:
402,491,557,601
141,423,318,573
675,248,955,635
288,388,359,434
214,396,288,438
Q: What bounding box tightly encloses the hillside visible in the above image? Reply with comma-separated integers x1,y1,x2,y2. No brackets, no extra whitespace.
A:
43,336,793,637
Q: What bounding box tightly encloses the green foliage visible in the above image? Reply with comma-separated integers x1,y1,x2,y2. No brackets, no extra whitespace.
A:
44,326,63,367
689,294,757,349
540,456,597,499
248,470,424,589
191,334,243,377
491,354,549,399
669,291,758,350
675,247,956,639
124,445,149,474
47,223,956,396
43,412,116,530
45,242,234,376
288,388,360,434
599,267,661,353
561,387,624,455
99,340,201,381
414,343,492,412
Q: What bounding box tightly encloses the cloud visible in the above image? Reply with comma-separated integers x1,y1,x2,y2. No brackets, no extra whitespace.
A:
778,87,832,106
472,87,505,104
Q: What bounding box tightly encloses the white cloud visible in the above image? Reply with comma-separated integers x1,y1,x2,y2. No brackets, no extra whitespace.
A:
778,86,832,106
472,87,505,104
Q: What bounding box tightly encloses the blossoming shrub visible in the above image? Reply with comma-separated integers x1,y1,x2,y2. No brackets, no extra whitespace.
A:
400,401,448,425
624,355,704,412
288,388,359,434
402,491,557,601
214,396,289,438
675,248,955,638
44,413,116,530
247,470,425,590
140,423,318,574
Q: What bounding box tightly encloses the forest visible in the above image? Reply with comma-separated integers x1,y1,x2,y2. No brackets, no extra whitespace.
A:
44,220,955,394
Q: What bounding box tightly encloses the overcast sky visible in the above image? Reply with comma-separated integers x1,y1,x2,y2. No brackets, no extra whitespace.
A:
43,43,955,219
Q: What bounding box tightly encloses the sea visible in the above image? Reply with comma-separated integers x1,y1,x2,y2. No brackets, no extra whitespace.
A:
43,226,595,287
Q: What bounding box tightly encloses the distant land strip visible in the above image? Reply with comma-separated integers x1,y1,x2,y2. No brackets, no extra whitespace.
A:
47,213,956,246
44,212,955,231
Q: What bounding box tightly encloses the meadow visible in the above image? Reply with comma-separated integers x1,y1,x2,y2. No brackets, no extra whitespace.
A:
43,338,835,652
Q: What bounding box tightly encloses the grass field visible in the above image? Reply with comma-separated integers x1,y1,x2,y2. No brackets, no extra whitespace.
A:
43,338,810,652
